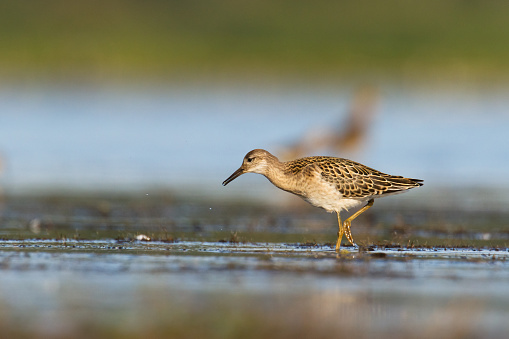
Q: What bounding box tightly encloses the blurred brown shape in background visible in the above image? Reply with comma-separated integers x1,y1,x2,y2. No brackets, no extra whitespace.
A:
279,86,379,161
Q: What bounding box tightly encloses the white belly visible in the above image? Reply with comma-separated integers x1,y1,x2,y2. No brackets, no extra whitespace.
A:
301,182,366,213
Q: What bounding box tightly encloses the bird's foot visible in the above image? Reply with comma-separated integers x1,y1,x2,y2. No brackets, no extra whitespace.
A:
343,220,356,246
336,249,350,255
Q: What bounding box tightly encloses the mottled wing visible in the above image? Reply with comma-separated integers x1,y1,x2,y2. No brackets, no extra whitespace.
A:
286,156,331,175
315,158,423,198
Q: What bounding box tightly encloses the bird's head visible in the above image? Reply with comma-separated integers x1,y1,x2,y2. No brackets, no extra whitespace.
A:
222,149,276,186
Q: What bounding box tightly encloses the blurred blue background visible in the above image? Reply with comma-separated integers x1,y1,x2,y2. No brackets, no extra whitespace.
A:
0,1,508,209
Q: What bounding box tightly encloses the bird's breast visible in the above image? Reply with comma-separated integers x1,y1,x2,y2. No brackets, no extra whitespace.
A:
266,168,366,213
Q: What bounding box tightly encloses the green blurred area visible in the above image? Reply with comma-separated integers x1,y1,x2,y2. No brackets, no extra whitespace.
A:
1,0,509,82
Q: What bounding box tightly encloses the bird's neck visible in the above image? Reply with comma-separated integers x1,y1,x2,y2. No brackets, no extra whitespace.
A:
263,161,301,194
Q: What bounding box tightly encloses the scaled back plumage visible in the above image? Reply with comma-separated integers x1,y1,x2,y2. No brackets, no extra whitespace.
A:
284,156,422,199
285,156,422,198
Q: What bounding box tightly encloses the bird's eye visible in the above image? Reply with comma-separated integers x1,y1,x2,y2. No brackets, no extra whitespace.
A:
247,157,254,163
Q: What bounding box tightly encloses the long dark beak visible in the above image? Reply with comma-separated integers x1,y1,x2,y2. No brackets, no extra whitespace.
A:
222,167,245,186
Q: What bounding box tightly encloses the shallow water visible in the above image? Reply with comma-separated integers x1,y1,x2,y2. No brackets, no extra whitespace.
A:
0,193,508,338
1,239,508,339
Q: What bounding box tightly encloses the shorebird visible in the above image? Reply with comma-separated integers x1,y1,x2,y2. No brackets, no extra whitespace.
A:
279,86,378,161
222,149,422,252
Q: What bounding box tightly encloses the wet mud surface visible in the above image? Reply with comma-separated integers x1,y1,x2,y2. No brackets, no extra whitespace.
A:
0,194,508,338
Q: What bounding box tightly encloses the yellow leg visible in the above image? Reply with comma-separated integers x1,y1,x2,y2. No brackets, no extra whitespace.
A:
335,212,343,253
343,199,374,247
